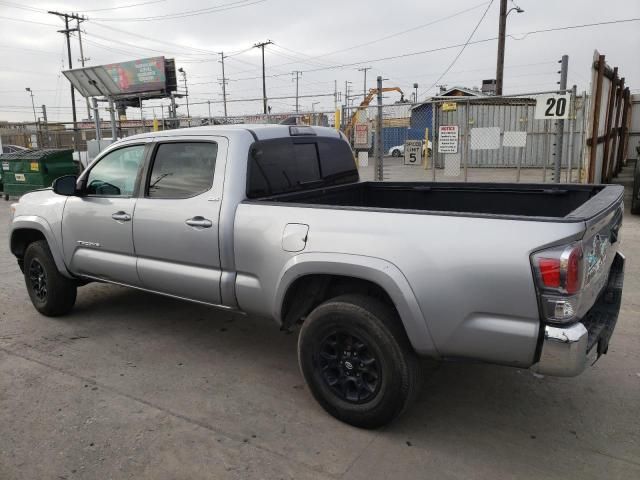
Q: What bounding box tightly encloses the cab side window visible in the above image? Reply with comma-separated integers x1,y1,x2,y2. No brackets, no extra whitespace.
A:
86,145,145,196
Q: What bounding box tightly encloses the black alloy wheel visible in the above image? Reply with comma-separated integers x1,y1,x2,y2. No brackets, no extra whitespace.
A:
317,330,381,404
28,258,48,301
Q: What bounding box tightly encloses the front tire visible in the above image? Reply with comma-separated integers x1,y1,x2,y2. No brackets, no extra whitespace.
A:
24,240,77,316
298,294,422,428
391,149,401,157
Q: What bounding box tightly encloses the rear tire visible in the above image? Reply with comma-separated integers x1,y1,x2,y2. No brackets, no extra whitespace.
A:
298,294,422,429
24,240,77,316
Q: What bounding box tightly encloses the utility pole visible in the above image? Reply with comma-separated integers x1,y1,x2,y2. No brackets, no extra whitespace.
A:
344,81,352,107
76,17,91,120
553,54,569,183
207,100,212,124
48,11,84,153
375,76,384,182
170,93,177,129
253,40,272,114
495,0,524,95
292,70,302,113
178,67,190,126
357,67,371,100
334,80,338,110
495,0,507,96
219,52,228,119
41,104,49,147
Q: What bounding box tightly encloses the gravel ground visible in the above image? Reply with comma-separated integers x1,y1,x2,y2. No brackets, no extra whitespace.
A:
0,195,638,480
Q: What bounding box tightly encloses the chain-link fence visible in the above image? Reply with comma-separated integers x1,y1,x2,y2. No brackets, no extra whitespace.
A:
3,90,591,185
344,90,589,184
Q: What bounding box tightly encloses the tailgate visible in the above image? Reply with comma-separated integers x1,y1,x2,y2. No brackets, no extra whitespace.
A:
574,187,624,318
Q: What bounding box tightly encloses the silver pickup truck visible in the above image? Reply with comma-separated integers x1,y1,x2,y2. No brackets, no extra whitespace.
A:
9,125,625,428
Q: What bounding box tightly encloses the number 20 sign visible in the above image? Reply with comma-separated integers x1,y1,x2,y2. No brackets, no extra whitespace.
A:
534,93,570,120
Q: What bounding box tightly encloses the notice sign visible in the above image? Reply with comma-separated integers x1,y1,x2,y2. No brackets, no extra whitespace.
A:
404,140,422,166
535,93,570,120
442,102,457,112
354,123,370,148
438,125,459,154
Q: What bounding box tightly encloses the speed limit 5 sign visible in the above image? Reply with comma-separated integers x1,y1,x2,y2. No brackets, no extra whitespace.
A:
534,93,570,120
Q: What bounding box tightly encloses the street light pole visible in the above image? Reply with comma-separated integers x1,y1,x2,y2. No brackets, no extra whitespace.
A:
495,0,524,95
25,88,37,125
25,87,39,146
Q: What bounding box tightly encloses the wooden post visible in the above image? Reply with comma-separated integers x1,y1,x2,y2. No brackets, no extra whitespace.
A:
588,55,606,183
601,67,618,183
617,88,632,173
607,77,625,180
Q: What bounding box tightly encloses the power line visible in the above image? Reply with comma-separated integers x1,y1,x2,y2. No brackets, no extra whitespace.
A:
90,22,221,55
81,0,168,12
91,0,267,22
423,0,495,97
0,15,60,27
268,2,492,68
229,17,640,81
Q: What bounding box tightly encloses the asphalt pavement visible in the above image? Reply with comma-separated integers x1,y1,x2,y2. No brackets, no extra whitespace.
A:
0,200,638,480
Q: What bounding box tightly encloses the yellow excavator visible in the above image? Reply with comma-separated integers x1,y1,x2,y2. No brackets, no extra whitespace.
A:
344,87,406,141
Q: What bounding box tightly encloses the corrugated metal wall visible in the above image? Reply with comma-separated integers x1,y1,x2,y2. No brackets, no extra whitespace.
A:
435,98,586,169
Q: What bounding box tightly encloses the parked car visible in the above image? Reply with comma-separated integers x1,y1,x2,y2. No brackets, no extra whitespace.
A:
388,140,432,158
2,145,29,154
9,125,625,428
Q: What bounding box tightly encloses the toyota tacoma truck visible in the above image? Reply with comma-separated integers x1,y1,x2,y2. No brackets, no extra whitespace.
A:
9,125,625,428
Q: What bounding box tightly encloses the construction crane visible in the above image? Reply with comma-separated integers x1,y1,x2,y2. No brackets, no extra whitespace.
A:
344,87,406,141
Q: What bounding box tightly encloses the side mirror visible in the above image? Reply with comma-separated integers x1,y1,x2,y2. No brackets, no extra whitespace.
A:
52,175,79,196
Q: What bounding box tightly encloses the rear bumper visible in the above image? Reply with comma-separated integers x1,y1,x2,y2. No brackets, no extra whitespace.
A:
532,252,625,377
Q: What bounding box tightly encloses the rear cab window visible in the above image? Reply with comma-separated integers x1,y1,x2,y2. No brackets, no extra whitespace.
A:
247,136,357,198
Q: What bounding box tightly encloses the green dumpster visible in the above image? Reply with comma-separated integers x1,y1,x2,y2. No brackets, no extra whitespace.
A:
2,149,76,200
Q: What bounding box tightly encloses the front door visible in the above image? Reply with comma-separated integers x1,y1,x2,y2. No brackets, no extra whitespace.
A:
132,139,225,304
62,143,146,285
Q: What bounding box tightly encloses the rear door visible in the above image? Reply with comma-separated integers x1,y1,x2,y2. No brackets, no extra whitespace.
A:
132,137,227,304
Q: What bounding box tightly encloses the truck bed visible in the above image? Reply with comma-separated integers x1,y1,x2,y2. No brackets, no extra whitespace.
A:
255,182,620,220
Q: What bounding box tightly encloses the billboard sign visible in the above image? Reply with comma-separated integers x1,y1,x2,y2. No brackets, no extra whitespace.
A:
64,57,176,100
104,57,166,94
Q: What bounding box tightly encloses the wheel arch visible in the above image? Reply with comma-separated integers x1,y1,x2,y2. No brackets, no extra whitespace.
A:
10,217,72,278
275,253,438,357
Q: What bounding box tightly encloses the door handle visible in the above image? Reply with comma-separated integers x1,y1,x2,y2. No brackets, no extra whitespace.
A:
111,211,131,222
185,216,213,228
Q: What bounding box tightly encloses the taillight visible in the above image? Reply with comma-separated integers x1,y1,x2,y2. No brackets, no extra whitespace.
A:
531,243,584,324
538,258,560,288
566,246,582,294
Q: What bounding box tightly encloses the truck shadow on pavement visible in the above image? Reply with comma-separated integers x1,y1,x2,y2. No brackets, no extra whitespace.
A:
47,282,638,476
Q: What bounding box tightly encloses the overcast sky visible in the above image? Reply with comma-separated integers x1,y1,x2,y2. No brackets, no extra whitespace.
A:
1,0,639,123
